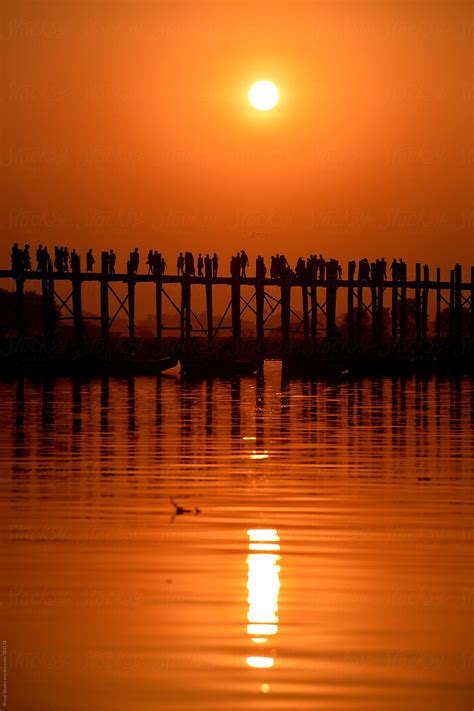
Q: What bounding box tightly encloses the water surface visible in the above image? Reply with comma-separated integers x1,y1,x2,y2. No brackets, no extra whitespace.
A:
1,364,473,710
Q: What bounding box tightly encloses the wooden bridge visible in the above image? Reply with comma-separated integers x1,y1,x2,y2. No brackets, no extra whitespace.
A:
1,255,473,357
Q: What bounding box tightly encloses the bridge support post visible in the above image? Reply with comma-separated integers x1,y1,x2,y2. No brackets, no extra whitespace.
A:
415,263,421,344
455,264,462,352
155,263,162,353
128,272,135,341
422,265,429,341
205,275,213,349
436,267,441,340
100,252,109,339
326,279,336,339
16,275,24,338
370,280,377,343
391,280,398,342
449,269,455,348
256,272,264,356
310,279,317,351
72,257,83,347
231,273,241,354
281,279,291,356
471,266,474,342
302,283,310,349
347,270,354,344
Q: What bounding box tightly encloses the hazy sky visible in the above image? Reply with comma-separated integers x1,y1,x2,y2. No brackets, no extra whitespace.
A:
2,1,473,278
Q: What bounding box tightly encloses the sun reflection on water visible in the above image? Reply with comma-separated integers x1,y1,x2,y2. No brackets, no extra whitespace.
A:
246,528,281,672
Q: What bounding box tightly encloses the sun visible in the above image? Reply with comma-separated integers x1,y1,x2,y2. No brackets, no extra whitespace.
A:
249,80,279,111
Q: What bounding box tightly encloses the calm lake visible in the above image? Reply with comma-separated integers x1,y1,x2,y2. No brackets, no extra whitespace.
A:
1,363,473,711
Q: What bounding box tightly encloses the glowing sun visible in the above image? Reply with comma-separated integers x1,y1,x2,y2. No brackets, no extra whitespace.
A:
249,81,279,111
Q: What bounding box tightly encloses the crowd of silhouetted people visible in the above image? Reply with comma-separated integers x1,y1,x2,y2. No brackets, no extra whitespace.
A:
10,242,409,284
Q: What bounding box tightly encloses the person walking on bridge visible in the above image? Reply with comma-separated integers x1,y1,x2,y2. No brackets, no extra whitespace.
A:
86,248,95,273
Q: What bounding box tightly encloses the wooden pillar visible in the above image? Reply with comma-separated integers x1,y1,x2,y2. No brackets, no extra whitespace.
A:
184,278,191,340
100,251,109,339
47,271,55,338
391,279,398,341
281,279,291,355
231,273,241,353
302,284,310,348
400,278,407,343
455,264,462,351
310,279,317,350
205,275,213,348
422,265,429,341
155,269,162,353
357,281,363,342
256,272,265,356
471,266,474,342
128,276,135,341
415,263,421,343
448,269,455,347
377,283,384,343
42,275,50,338
72,257,83,347
436,267,441,340
16,275,24,338
370,280,377,343
326,278,336,339
347,267,354,343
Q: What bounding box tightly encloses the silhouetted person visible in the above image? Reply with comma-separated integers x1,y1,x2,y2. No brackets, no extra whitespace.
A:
230,253,241,278
71,249,80,272
337,262,343,280
177,252,184,275
109,249,116,274
295,257,306,281
256,255,266,279
358,258,370,281
11,243,22,272
390,258,398,280
54,247,63,273
204,253,212,278
197,253,204,277
380,258,387,281
63,247,70,272
36,244,43,271
23,244,32,271
86,248,95,272
161,257,166,274
146,249,154,274
348,260,356,280
212,253,218,277
184,251,195,276
240,249,249,277
318,254,325,280
130,247,140,274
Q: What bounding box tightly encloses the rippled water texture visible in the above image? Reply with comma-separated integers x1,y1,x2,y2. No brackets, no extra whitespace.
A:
1,364,473,710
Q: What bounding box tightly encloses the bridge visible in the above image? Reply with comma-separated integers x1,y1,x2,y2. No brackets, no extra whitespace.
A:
1,255,473,359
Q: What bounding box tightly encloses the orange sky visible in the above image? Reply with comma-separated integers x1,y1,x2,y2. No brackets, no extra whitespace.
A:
1,1,473,277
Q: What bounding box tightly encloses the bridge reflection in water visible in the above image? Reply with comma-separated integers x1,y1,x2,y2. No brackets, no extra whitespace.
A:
246,529,281,674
